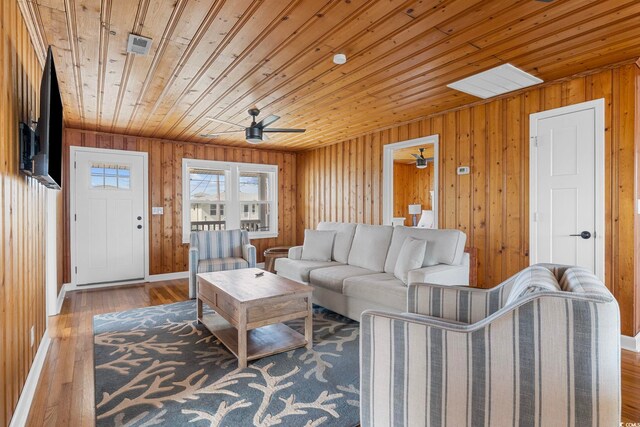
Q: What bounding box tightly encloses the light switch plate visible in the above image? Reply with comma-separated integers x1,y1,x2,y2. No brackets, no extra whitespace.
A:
457,166,470,175
152,207,164,215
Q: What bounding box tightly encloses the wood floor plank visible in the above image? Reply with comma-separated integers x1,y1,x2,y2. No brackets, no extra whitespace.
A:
23,279,640,425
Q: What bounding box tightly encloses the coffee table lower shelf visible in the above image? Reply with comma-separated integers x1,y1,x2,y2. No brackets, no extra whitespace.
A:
200,312,308,363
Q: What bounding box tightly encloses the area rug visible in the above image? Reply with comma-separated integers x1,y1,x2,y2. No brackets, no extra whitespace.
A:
93,301,360,426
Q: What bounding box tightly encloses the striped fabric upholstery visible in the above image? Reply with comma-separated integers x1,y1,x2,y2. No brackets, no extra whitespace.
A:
362,264,621,427
504,265,561,305
188,229,256,298
197,257,249,272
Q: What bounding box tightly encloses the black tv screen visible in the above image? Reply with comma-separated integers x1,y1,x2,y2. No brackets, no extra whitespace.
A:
34,46,63,190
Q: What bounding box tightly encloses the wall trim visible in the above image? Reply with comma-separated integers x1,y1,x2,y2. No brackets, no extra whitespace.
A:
147,271,189,282
621,333,640,352
53,284,68,316
8,332,51,427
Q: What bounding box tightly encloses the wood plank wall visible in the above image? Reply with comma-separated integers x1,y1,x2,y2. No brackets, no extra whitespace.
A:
296,64,640,337
61,129,297,283
0,1,47,425
393,162,434,226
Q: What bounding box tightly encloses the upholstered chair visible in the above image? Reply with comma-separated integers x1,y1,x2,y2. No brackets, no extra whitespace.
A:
188,229,256,298
360,264,620,427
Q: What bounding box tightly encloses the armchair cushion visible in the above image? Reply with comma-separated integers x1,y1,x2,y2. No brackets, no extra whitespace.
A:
505,265,561,305
197,257,249,273
192,229,247,259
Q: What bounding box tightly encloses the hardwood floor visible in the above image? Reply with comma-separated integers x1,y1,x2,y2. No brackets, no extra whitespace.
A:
25,279,640,425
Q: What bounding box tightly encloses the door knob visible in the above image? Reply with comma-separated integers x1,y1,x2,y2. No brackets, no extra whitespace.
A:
137,225,142,229
569,231,591,239
137,216,142,220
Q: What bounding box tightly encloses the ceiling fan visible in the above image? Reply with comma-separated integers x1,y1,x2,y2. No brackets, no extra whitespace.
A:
411,148,433,169
201,108,306,144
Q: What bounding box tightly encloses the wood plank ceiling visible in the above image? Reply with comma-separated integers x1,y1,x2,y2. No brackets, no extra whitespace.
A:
18,0,640,150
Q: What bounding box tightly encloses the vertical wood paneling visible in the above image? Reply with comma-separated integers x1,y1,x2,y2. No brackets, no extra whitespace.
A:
392,163,434,226
62,129,298,280
296,65,640,336
1,1,47,424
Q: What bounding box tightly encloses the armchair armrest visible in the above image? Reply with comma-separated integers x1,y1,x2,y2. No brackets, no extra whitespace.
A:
407,282,505,323
243,244,257,268
407,263,469,286
188,247,199,299
288,245,303,260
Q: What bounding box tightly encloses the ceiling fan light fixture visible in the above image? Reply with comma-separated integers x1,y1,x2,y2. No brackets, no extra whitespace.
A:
416,158,428,169
333,53,347,65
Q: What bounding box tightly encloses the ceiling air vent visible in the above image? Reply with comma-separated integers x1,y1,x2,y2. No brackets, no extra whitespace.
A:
127,34,152,55
447,64,543,99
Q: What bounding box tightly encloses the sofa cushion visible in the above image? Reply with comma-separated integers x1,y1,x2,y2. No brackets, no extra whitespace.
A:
198,257,248,273
309,265,378,293
394,237,427,284
343,273,407,311
301,229,336,261
384,227,467,273
275,258,341,283
505,265,561,305
347,224,394,272
317,222,357,263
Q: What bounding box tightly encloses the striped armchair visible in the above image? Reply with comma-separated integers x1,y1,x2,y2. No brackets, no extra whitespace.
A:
360,264,620,427
188,229,256,298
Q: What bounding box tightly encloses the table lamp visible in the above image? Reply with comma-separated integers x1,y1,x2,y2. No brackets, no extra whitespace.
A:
408,204,422,226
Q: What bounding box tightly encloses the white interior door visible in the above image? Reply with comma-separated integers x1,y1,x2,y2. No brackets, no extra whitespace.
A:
74,149,146,285
530,99,604,278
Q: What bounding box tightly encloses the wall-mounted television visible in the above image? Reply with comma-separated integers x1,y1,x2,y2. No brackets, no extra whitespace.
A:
20,46,63,190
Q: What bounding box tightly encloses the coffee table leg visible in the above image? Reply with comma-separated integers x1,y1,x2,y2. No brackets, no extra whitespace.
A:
238,309,247,368
305,297,313,349
196,297,203,323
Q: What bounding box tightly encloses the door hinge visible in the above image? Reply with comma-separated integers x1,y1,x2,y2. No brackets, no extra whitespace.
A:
533,212,538,222
75,266,78,274
530,136,538,147
74,214,77,221
74,161,77,169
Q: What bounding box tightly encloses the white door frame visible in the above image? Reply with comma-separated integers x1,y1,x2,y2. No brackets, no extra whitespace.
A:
382,135,439,227
70,146,150,287
529,98,605,280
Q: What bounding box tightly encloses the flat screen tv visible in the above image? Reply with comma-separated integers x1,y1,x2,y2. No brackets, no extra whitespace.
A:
33,46,63,189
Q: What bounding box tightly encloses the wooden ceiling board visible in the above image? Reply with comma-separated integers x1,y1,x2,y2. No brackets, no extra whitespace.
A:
19,0,640,151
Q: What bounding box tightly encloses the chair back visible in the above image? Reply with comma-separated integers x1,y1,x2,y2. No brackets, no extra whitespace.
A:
190,229,249,259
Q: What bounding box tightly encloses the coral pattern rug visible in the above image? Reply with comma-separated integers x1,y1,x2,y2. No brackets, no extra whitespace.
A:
93,301,360,426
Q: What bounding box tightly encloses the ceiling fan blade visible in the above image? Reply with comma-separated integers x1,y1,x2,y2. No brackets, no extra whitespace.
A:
261,133,269,141
257,114,280,128
262,128,306,133
411,153,420,159
204,117,245,129
200,130,244,137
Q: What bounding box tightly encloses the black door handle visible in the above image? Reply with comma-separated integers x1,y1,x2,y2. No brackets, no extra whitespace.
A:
569,231,591,239
137,225,142,229
137,216,142,220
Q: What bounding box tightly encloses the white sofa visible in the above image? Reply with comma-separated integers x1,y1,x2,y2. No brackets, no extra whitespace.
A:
275,222,468,320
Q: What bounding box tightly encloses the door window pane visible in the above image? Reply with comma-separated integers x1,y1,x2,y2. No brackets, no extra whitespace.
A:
90,164,130,189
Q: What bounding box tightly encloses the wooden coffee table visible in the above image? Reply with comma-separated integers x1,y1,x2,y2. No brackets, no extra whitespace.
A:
196,268,313,368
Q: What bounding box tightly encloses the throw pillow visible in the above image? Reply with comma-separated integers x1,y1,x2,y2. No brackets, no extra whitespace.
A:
301,229,336,261
394,237,428,285
505,265,561,305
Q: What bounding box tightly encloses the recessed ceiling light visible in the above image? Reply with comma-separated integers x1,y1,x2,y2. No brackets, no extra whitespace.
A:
333,53,347,65
447,63,543,99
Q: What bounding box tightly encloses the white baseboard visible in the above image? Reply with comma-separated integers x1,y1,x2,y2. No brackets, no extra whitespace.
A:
9,331,51,427
53,284,68,316
621,333,640,352
147,271,189,282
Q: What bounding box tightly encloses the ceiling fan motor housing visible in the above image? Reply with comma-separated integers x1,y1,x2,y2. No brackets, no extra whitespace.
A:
245,126,263,143
416,157,427,168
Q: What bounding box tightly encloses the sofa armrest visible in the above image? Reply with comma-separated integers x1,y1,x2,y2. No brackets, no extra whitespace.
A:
288,245,303,260
188,247,199,299
407,282,505,323
407,263,469,286
243,244,257,268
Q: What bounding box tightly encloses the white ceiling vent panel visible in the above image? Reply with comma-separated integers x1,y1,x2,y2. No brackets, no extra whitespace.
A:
447,64,543,99
127,34,152,55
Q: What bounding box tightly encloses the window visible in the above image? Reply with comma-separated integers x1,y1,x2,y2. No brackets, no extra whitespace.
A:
182,159,278,242
91,164,130,189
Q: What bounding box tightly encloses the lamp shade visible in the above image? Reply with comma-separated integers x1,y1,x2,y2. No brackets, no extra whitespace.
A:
408,204,422,215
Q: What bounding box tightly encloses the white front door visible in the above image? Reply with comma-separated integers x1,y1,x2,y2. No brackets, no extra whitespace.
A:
73,149,146,285
530,99,604,279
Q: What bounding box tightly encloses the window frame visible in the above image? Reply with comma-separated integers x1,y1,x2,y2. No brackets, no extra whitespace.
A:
182,158,278,243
